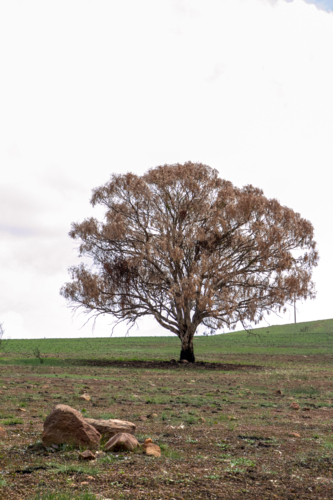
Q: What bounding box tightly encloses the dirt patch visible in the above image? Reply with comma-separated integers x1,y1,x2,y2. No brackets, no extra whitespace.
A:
69,358,264,371
1,355,333,499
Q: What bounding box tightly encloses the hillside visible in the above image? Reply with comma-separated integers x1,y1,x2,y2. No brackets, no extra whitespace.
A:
1,318,333,364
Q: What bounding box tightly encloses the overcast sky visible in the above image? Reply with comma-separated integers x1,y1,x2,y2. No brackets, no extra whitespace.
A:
1,0,333,339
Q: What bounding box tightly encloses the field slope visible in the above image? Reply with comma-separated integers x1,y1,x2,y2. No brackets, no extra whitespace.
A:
1,318,333,364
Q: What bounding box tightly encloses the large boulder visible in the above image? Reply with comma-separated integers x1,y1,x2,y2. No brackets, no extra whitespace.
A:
84,418,136,439
104,432,139,452
42,405,101,450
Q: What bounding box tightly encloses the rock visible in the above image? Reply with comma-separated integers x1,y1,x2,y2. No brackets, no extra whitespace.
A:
79,394,91,401
302,407,311,411
290,402,300,411
143,438,161,457
85,418,136,439
18,408,27,412
104,432,139,452
42,404,101,450
147,413,158,419
79,450,96,461
199,417,206,423
0,426,7,439
145,443,161,457
289,432,301,438
138,416,147,422
179,359,189,364
275,389,283,395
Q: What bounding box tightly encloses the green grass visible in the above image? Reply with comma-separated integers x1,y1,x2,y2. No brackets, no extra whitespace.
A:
1,417,23,425
31,493,98,500
1,318,333,364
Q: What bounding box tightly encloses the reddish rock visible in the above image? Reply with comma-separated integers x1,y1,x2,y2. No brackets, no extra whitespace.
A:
275,389,283,395
85,418,136,439
104,432,139,452
143,438,161,457
0,426,7,439
289,432,301,438
79,450,96,461
290,402,300,411
145,443,161,457
42,404,100,450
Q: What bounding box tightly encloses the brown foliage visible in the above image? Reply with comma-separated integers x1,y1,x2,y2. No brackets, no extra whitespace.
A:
60,162,318,361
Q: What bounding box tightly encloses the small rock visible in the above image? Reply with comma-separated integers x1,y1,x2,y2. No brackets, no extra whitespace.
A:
302,407,311,411
180,359,189,364
147,413,158,419
79,394,91,401
0,426,7,439
79,450,96,461
18,408,27,412
289,432,301,438
275,389,283,395
290,402,300,411
104,432,139,452
80,481,90,486
138,416,147,422
142,438,161,457
145,443,161,457
199,417,206,423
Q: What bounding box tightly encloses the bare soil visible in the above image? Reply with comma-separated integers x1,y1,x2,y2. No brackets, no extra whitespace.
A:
1,355,333,499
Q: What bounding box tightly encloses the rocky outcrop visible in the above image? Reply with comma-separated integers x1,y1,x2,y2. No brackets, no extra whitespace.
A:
42,404,101,450
84,418,136,439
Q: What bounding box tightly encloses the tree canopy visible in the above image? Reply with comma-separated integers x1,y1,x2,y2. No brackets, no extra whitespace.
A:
61,162,318,362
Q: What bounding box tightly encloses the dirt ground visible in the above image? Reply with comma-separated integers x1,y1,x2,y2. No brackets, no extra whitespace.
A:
1,355,333,499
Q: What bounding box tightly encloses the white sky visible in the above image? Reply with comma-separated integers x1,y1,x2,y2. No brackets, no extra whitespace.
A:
1,0,333,339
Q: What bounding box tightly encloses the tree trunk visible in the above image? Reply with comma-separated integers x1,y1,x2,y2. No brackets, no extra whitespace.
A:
180,328,195,363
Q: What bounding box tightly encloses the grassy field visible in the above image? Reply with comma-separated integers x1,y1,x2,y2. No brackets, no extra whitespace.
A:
1,318,333,365
1,319,333,499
